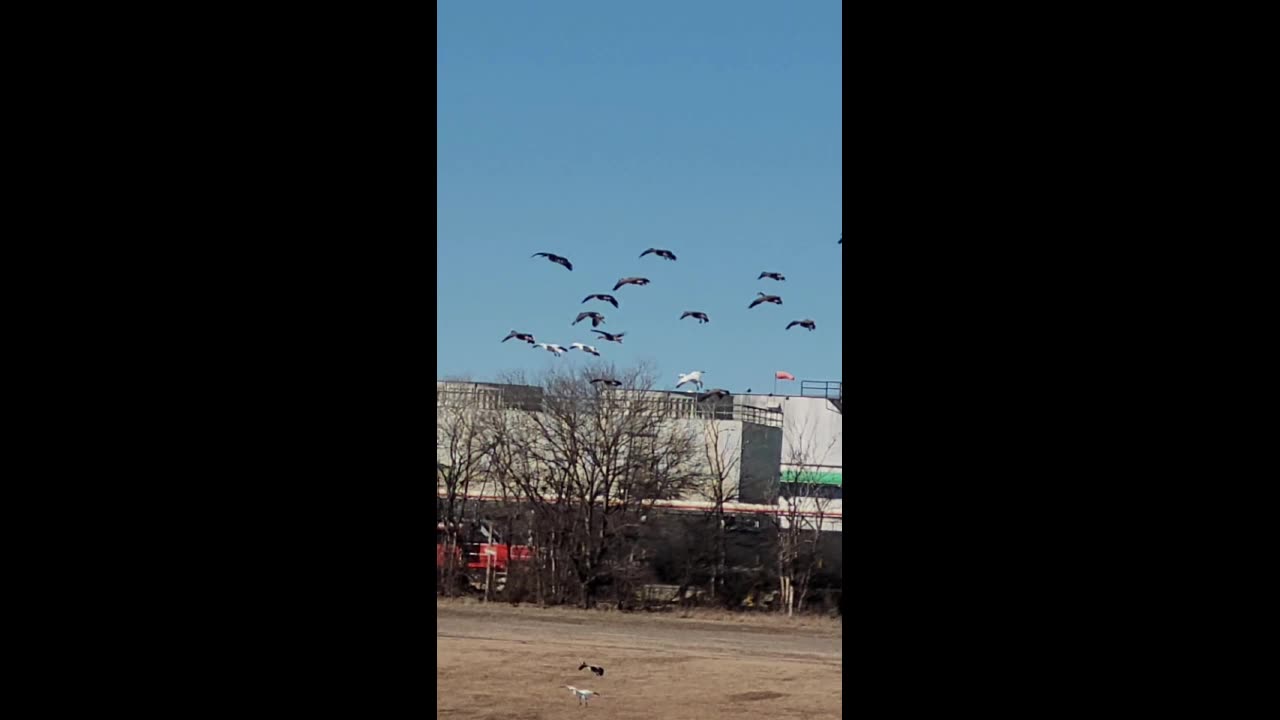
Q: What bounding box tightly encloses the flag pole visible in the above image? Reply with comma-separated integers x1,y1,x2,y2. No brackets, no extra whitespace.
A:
773,375,778,395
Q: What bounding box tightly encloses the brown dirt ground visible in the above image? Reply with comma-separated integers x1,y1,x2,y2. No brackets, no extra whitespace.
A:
436,599,842,719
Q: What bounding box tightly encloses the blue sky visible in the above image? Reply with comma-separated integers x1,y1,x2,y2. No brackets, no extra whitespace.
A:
437,1,841,394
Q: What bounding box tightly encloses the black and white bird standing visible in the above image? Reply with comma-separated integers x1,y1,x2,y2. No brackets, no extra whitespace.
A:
680,311,710,324
758,271,786,282
786,319,817,331
573,311,606,327
534,343,567,356
639,248,677,261
612,277,650,291
582,293,619,308
590,329,625,344
570,342,601,356
578,661,605,676
748,293,783,309
531,252,573,271
501,330,536,344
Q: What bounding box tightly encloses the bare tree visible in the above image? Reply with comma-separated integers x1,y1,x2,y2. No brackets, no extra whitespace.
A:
776,418,840,616
695,418,742,605
485,363,700,608
436,380,498,596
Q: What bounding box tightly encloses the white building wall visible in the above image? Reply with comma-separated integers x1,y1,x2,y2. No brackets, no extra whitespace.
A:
738,395,842,470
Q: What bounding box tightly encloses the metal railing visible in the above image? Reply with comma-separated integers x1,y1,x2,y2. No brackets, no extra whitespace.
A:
800,380,842,401
437,383,783,428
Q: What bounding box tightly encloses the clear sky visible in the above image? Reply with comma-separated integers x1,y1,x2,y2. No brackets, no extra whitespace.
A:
437,1,842,394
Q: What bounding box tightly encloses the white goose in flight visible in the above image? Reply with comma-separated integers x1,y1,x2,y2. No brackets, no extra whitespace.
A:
676,370,706,390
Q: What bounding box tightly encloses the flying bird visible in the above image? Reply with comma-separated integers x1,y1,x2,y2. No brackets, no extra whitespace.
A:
573,311,606,327
570,342,601,356
748,293,783,309
531,252,573,271
564,686,600,706
676,371,706,390
786,319,817,331
612,277,650,291
534,343,567,356
697,388,731,402
839,237,843,244
639,248,677,261
582,293,619,308
578,661,605,677
590,329,625,344
501,330,536,344
758,271,786,282
680,311,710,324
590,378,622,387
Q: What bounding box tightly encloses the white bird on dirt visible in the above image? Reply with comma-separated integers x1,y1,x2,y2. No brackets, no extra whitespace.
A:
570,342,601,356
534,343,567,357
676,370,706,390
564,686,601,705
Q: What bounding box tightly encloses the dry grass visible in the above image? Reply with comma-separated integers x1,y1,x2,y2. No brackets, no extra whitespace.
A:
436,599,842,719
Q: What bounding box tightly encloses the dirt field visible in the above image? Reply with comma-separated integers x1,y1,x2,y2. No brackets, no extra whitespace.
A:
437,600,842,718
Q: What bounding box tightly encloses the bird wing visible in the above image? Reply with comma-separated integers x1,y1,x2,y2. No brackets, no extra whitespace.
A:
786,321,798,329
640,248,654,257
591,329,606,336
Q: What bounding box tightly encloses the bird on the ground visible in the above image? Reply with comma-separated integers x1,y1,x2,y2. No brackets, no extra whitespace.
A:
534,343,567,356
582,293,619,308
578,661,605,676
758,271,786,282
570,342,601,356
786,319,817,331
748,293,783,309
612,277,650,291
573,311,606,327
698,388,731,402
501,330,536,344
590,329,625,344
639,248,677,261
680,311,710,324
590,378,622,387
531,252,573,271
564,686,600,706
676,370,706,390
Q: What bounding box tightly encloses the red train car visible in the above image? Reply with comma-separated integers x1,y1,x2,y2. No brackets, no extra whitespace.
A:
436,520,534,590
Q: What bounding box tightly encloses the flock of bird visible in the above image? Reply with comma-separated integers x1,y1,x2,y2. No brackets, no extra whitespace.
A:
505,239,840,397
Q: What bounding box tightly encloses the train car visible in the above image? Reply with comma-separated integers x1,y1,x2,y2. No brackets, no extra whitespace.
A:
436,519,534,592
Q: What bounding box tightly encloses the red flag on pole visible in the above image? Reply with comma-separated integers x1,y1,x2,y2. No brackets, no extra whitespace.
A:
775,371,795,381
